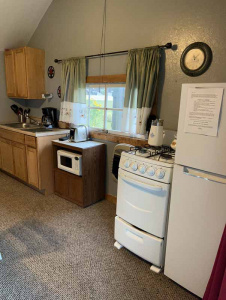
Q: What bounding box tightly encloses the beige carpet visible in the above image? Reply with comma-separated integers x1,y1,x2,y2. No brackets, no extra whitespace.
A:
0,171,199,300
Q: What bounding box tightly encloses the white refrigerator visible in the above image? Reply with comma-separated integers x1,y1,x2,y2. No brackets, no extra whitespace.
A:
164,83,226,298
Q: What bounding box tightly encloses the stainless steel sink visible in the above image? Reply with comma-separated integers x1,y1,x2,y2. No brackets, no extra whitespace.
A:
3,123,40,129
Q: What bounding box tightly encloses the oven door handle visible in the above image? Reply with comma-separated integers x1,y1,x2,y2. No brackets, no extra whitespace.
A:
119,172,163,192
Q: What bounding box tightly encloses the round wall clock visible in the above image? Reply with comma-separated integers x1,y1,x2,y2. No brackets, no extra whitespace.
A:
57,86,61,98
48,66,55,78
180,42,212,77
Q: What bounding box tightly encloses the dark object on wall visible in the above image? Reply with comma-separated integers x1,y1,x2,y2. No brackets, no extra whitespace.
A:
57,86,61,98
180,42,212,77
48,66,55,78
146,114,157,133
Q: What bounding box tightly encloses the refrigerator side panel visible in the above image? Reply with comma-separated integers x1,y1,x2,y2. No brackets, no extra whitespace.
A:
164,164,226,298
175,83,226,176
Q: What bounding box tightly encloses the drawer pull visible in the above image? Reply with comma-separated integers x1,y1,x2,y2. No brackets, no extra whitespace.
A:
126,229,143,244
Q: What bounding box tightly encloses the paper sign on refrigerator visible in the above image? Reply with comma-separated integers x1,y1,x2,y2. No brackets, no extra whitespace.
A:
184,88,223,136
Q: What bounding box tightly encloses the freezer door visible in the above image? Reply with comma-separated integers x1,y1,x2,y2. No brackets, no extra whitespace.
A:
164,164,226,298
176,83,226,176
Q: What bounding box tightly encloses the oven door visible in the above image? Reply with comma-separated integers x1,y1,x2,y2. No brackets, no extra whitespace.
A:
57,151,76,175
116,168,170,238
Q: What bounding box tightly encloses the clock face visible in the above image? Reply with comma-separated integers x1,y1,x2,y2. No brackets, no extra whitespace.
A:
180,42,212,77
184,48,205,70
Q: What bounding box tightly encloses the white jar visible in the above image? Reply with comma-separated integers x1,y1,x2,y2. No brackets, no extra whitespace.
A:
148,119,164,147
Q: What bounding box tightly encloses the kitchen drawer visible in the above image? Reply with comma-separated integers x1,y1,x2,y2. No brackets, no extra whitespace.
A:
25,135,36,148
0,128,24,144
114,216,164,267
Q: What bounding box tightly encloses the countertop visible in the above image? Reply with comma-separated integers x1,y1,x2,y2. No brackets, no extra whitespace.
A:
0,124,69,137
52,140,104,149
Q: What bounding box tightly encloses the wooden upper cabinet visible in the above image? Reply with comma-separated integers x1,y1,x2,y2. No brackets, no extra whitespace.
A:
4,47,45,99
14,48,28,98
4,50,16,97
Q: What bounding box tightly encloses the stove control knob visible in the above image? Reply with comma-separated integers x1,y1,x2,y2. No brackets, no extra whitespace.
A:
124,160,130,168
156,169,165,179
147,167,155,176
138,164,146,174
130,162,138,171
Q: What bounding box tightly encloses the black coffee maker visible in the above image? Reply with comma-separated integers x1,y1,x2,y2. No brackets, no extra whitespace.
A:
42,107,58,128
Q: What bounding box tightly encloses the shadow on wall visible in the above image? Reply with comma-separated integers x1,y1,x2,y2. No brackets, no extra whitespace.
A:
25,99,47,109
157,44,178,118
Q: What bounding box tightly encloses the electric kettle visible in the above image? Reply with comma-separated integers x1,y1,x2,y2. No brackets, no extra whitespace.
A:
148,119,164,147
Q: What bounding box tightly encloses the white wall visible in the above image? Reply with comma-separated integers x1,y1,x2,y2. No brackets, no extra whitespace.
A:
27,0,226,130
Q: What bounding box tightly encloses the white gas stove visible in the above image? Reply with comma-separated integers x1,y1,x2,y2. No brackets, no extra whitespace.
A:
120,146,174,183
114,145,175,273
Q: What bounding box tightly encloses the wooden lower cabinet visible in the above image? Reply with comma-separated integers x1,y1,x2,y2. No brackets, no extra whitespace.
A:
0,129,66,194
12,142,27,182
26,147,39,188
54,169,69,197
53,141,106,207
0,139,14,175
54,169,83,205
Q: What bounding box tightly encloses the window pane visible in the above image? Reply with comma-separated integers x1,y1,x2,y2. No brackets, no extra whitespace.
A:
106,86,125,109
106,110,123,131
89,109,104,129
88,86,105,108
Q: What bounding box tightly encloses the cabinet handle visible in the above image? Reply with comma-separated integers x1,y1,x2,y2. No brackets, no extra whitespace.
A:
183,167,226,184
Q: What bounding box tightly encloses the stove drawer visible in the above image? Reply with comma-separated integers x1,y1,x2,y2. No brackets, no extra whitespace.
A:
115,216,164,267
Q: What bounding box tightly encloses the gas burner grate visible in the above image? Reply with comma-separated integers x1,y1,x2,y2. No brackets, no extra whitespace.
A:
128,145,175,159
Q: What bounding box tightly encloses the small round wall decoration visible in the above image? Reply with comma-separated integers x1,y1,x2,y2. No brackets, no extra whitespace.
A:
48,66,55,78
57,86,61,98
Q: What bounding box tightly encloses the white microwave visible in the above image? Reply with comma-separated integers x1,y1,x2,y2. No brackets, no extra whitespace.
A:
57,150,82,176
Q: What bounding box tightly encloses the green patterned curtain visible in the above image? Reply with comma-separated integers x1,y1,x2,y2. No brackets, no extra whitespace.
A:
61,57,86,103
122,47,160,135
60,57,87,125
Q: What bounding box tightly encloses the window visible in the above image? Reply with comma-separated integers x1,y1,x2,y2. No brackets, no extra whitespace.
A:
86,83,126,132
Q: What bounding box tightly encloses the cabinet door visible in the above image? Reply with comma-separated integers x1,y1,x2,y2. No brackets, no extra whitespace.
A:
68,175,83,205
12,142,27,182
26,147,39,188
54,169,69,197
0,139,14,175
0,140,2,169
4,51,16,97
14,48,28,98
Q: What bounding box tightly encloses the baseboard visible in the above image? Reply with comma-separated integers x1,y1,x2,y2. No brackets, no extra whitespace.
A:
105,194,117,204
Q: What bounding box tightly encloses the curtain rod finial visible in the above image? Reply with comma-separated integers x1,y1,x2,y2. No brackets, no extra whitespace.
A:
165,43,172,49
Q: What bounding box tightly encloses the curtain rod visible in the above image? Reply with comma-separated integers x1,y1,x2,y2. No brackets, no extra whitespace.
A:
54,42,172,63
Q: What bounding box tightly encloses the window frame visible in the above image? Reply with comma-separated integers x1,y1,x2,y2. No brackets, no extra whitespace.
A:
86,82,126,133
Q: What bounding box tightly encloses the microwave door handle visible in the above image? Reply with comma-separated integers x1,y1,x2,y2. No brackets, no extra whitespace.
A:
119,172,162,192
183,167,226,184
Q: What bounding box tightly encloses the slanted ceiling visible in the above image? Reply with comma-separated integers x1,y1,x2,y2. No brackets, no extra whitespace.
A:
0,0,53,51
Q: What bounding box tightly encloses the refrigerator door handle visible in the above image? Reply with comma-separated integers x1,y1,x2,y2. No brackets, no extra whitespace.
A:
183,167,226,184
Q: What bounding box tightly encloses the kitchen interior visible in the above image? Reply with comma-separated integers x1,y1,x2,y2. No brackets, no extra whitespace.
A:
0,0,225,299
